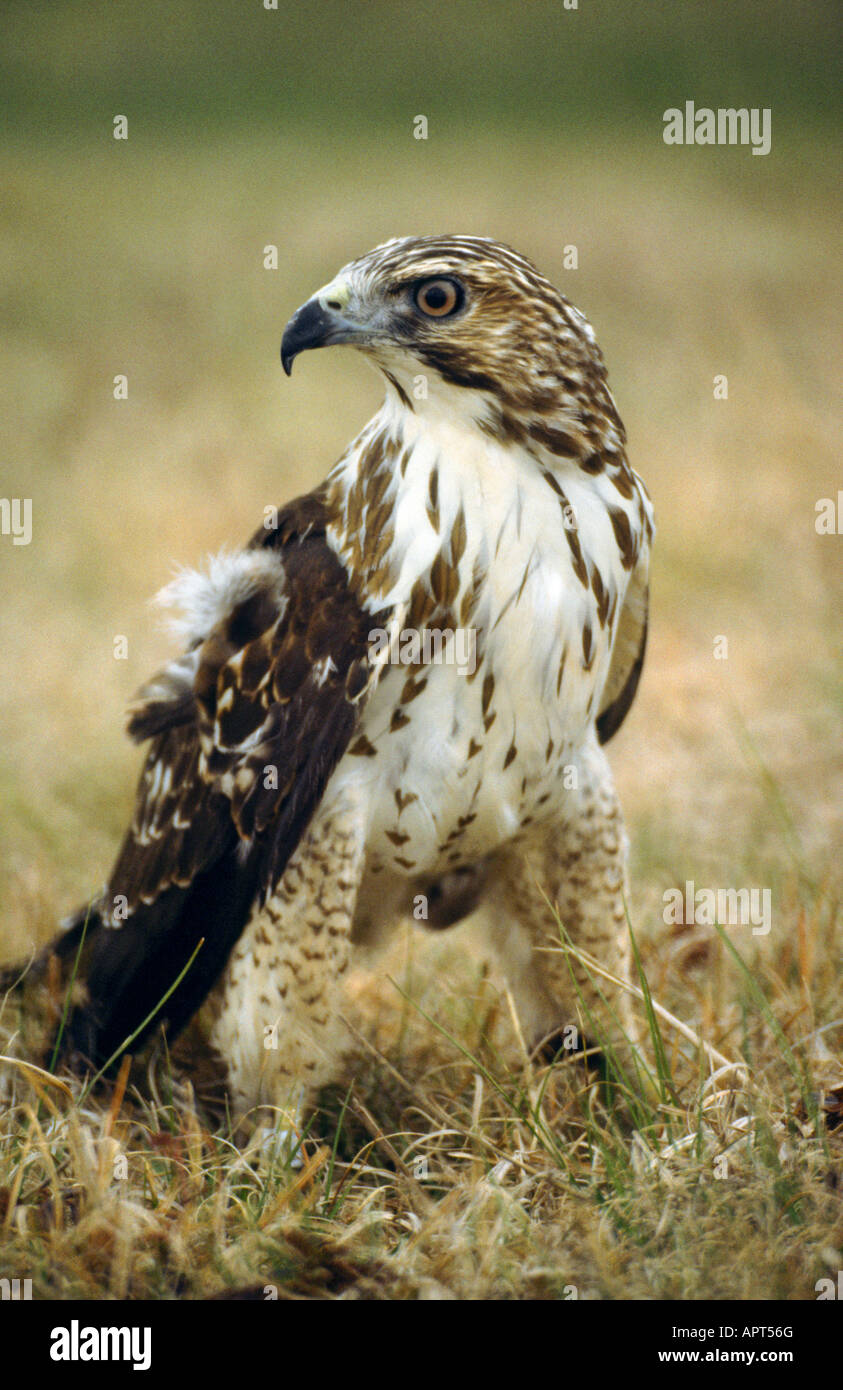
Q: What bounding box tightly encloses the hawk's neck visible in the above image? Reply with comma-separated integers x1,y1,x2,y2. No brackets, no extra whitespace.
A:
324,380,644,627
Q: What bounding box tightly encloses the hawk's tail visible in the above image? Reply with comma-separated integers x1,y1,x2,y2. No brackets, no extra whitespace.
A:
51,845,262,1076
1,847,261,1079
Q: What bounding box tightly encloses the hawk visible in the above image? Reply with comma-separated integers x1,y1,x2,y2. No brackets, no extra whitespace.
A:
11,236,654,1129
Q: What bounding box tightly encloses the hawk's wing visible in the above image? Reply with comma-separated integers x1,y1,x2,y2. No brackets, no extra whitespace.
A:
596,537,650,746
52,492,389,1069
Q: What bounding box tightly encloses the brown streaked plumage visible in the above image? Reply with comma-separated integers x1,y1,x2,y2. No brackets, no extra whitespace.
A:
5,236,654,1138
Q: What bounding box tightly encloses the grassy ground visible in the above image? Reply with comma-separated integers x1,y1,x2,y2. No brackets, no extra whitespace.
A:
0,15,841,1300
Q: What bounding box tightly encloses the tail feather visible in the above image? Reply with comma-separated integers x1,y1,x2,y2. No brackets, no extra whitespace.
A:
53,844,262,1073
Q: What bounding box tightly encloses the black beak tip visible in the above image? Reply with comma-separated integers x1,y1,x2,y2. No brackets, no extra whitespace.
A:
280,298,341,380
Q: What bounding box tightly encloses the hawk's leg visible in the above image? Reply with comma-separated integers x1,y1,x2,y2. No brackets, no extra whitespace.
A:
484,743,639,1074
208,787,367,1137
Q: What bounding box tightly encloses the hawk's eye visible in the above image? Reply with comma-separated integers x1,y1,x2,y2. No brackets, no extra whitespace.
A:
414,278,462,318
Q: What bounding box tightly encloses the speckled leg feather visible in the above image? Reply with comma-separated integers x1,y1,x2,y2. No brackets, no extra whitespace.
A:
209,788,367,1129
484,742,637,1062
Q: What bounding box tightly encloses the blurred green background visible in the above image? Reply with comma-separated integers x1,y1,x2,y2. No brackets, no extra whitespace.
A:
2,0,838,137
0,1,840,953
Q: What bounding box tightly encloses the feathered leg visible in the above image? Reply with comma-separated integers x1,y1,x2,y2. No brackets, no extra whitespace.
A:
484,739,639,1068
209,784,368,1134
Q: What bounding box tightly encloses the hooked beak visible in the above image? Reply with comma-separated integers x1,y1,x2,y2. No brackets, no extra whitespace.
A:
280,282,364,375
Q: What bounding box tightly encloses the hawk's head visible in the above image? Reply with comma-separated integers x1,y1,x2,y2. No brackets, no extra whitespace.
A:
281,236,624,457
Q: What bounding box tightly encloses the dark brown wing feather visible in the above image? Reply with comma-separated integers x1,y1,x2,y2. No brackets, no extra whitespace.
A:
596,609,647,744
596,557,649,746
47,491,387,1071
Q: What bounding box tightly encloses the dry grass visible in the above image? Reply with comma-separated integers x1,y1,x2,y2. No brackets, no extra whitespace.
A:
2,905,842,1300
1,126,841,1299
